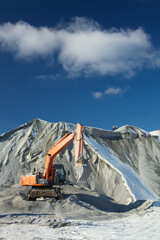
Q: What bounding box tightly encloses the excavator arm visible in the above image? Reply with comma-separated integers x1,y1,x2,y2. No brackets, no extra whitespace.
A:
43,123,83,181
43,132,74,180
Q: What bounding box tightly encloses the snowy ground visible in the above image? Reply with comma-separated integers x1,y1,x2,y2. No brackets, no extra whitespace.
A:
0,202,160,240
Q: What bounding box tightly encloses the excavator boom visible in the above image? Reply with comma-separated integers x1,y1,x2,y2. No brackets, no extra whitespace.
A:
43,123,83,181
43,132,75,180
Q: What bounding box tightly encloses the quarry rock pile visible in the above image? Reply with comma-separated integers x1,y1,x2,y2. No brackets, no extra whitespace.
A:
0,119,160,219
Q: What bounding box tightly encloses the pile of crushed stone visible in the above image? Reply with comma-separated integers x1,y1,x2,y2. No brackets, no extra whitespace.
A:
0,119,160,221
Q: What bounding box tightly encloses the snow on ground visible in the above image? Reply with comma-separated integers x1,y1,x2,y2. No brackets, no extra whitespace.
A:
150,130,160,137
150,130,160,142
0,203,160,240
84,133,158,201
116,125,151,137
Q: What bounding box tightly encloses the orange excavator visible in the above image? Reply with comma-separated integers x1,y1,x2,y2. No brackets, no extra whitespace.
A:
21,123,84,200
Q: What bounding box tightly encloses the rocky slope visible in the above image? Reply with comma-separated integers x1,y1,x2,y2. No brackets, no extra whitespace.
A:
0,119,160,217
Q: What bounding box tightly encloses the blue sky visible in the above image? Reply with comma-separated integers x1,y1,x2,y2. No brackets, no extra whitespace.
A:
0,0,160,134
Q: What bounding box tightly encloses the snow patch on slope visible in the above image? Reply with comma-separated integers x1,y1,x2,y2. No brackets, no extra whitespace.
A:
84,133,158,201
150,130,160,142
150,130,160,137
116,125,151,138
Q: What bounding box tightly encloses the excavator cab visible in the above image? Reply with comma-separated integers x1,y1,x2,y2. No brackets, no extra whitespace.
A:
53,164,66,184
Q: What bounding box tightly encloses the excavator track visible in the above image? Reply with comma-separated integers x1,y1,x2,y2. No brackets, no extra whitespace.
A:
24,186,63,201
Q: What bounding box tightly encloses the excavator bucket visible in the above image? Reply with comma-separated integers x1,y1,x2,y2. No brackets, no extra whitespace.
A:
75,164,88,182
75,164,84,181
74,123,86,181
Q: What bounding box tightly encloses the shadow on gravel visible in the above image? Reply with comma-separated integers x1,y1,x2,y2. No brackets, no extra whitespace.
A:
73,193,146,213
0,213,54,218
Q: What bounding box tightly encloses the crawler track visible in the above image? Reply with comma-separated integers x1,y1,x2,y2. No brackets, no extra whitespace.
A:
24,186,63,200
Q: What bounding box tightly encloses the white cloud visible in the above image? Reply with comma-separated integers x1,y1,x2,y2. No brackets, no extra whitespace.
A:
35,74,60,80
105,87,122,95
92,91,103,99
93,87,128,99
0,17,159,77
